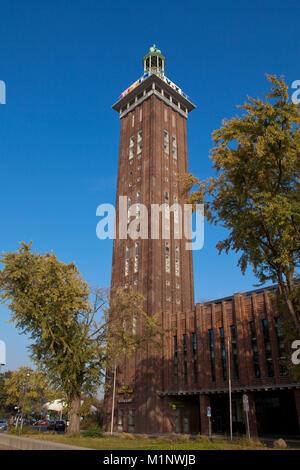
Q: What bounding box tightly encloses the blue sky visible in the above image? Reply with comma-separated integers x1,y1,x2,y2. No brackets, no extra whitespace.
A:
0,0,299,371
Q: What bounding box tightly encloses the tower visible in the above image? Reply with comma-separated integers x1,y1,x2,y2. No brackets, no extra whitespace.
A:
104,45,196,434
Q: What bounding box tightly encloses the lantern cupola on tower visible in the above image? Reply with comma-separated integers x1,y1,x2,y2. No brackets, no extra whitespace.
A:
143,44,165,77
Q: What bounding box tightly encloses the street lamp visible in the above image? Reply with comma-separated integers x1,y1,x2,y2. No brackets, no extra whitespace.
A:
19,372,30,436
227,337,233,441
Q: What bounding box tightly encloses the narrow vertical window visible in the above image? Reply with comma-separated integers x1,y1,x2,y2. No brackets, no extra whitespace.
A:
125,246,130,277
274,317,288,376
172,114,175,127
132,114,135,127
231,325,239,380
183,334,188,385
209,329,216,382
128,196,132,223
163,130,169,154
129,136,135,159
262,319,274,377
137,130,142,154
219,327,227,381
165,242,170,273
172,136,177,159
134,242,139,273
128,409,135,432
250,321,261,378
164,191,170,220
117,408,124,432
192,332,197,383
164,109,168,122
132,313,137,335
139,108,142,122
175,246,180,276
174,336,178,385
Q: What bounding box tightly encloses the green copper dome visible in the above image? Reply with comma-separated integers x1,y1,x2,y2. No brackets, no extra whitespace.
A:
143,44,165,76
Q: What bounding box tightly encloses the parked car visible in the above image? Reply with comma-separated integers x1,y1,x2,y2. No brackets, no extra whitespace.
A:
0,419,8,432
47,420,56,431
55,420,66,432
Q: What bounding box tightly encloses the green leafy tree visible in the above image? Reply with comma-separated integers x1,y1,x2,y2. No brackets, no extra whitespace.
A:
0,370,14,417
4,367,56,417
0,243,163,434
182,75,300,335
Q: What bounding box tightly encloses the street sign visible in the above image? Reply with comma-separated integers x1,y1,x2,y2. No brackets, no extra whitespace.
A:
243,394,249,412
206,406,211,417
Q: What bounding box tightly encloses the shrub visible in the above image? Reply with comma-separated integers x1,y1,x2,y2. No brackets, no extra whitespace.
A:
84,423,103,438
119,432,135,440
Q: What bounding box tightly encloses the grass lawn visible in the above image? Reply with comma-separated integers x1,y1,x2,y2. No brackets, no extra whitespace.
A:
22,433,271,450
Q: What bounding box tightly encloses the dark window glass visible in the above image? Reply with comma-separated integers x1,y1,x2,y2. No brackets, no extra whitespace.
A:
174,336,178,384
250,321,261,378
192,333,197,383
220,327,227,380
274,317,288,376
183,334,187,385
262,319,274,377
231,325,239,380
209,329,216,382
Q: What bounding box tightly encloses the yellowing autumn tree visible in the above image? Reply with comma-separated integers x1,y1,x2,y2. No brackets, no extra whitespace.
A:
182,75,300,335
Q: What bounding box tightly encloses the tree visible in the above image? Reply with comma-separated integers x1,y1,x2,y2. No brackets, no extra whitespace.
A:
0,243,163,434
0,242,103,434
4,367,56,417
182,75,300,335
0,370,14,417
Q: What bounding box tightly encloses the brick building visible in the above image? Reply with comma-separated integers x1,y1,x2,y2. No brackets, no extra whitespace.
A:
103,46,300,437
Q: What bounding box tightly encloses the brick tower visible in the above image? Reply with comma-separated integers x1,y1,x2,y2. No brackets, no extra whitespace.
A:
104,45,196,434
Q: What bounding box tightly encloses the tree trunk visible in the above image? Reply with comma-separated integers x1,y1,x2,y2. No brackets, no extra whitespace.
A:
278,271,300,337
68,393,81,434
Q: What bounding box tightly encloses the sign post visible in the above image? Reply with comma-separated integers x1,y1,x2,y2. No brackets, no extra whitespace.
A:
206,406,212,440
243,394,250,439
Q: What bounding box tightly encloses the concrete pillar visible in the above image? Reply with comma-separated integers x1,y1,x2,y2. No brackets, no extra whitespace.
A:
199,394,211,435
294,389,300,431
247,392,258,437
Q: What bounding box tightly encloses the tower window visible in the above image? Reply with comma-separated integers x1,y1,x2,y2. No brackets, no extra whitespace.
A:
163,130,169,154
175,246,180,276
164,109,168,122
125,246,130,277
139,109,142,122
137,130,142,154
172,114,175,127
136,191,141,203
129,136,135,159
172,136,177,159
132,114,135,127
128,197,132,223
134,242,140,273
165,242,170,273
